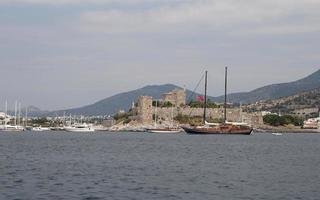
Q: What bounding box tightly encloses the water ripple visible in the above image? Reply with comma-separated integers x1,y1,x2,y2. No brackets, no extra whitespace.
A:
0,132,320,199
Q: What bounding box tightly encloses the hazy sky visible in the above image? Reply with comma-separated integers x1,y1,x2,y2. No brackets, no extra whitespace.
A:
0,0,319,110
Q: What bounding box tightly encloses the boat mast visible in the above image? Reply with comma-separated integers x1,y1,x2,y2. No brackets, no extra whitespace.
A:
18,102,21,126
25,107,28,127
240,102,243,122
14,101,17,126
5,100,7,125
63,112,66,127
224,67,228,124
203,70,208,124
154,100,157,128
171,106,174,127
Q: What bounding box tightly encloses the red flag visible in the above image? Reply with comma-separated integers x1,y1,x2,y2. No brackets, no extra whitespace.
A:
196,95,204,102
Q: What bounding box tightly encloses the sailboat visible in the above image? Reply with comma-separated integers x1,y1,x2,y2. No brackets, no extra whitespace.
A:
0,101,24,132
147,101,182,133
181,68,253,135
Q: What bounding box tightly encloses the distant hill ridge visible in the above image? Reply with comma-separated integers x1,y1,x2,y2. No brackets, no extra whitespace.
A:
43,69,320,116
212,69,320,103
5,105,48,117
48,84,202,116
245,87,320,113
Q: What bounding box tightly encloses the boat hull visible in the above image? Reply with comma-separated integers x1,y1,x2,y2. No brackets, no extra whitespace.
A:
64,123,95,132
181,126,253,135
0,125,24,132
31,127,50,132
0,129,24,132
147,128,182,133
64,128,95,132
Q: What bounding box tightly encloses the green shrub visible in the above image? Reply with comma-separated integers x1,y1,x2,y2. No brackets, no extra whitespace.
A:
263,114,304,126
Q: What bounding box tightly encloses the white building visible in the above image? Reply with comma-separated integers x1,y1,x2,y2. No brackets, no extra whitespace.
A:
303,117,320,129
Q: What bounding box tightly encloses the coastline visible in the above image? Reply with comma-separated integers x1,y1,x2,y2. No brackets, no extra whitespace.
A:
254,127,320,133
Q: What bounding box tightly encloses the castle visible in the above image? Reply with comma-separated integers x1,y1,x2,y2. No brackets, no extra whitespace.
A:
133,88,263,127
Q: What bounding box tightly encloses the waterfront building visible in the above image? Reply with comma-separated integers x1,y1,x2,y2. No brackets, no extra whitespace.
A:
303,117,320,129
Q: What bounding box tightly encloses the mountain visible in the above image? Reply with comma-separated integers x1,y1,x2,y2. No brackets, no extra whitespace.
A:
6,105,49,117
212,69,320,103
46,69,320,116
245,88,320,113
48,84,206,116
25,106,50,117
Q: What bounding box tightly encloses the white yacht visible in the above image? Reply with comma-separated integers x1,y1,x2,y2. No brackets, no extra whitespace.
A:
31,126,50,132
0,125,24,132
0,101,24,132
64,123,95,132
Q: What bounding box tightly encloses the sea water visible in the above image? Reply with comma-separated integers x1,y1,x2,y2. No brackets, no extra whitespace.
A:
1,132,319,200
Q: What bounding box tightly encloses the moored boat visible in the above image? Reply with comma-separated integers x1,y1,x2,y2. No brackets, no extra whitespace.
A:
147,101,182,133
0,101,24,132
181,68,253,135
64,123,95,132
0,125,24,132
50,127,65,131
147,127,182,133
31,126,50,132
182,124,252,135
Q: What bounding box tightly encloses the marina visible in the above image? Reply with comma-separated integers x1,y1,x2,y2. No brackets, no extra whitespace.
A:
1,68,319,134
1,1,319,199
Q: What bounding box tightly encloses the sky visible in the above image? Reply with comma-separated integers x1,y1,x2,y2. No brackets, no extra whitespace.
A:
0,0,319,110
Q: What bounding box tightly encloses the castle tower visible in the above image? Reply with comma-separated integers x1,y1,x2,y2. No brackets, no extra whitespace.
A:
162,89,186,107
137,96,153,124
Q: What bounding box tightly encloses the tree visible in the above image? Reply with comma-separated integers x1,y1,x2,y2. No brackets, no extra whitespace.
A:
263,114,304,126
162,101,173,107
152,100,161,107
263,114,281,126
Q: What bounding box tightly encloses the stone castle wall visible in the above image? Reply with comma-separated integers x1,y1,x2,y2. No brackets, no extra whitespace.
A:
149,106,263,127
134,89,263,127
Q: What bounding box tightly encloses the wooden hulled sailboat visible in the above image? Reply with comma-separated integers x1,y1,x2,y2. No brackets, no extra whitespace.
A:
181,68,253,135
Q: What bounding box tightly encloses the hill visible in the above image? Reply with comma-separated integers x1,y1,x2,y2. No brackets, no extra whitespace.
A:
244,88,320,118
25,106,50,117
7,106,49,117
213,69,320,103
45,69,320,116
47,84,207,116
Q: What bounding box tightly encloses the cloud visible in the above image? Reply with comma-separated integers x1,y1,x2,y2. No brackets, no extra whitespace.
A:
3,0,319,35
1,0,319,110
79,0,320,35
0,0,183,5
0,0,112,5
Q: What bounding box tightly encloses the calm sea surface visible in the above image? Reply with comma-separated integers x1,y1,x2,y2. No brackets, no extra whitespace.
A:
1,131,320,200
